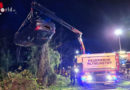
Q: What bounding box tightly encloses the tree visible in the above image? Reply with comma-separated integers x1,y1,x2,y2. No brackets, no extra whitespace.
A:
49,47,60,71
0,38,13,80
27,42,60,86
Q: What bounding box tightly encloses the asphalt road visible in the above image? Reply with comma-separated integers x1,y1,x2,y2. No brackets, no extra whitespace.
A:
80,84,120,90
61,78,129,90
72,80,130,90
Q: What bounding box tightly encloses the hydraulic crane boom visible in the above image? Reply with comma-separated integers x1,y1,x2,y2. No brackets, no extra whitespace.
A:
32,2,85,54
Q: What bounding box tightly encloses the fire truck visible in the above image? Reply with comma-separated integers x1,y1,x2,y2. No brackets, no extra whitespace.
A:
76,53,120,85
119,51,130,78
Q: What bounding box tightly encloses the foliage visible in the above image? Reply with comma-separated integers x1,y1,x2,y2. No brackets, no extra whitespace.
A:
28,46,39,76
48,48,60,70
56,75,70,86
47,73,57,86
0,50,12,72
47,75,70,90
26,43,60,86
0,37,61,87
28,45,60,75
0,38,13,81
46,75,86,90
0,70,44,90
0,68,7,81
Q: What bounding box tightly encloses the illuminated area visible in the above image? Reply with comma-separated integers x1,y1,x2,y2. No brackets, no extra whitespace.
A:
86,75,93,81
112,75,117,80
81,74,117,83
74,68,79,73
81,74,93,82
106,75,112,80
35,25,42,31
81,76,87,82
114,29,123,36
75,50,79,54
106,74,117,81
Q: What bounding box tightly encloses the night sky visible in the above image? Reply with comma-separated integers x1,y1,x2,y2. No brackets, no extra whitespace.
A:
0,0,130,66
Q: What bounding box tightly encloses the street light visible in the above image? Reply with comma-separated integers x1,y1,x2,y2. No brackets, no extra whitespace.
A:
75,50,79,54
114,29,123,51
114,29,123,36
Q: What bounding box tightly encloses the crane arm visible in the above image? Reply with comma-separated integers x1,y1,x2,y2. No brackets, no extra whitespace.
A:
32,2,86,54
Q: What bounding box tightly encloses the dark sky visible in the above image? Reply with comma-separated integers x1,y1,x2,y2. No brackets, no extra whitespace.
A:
0,0,130,65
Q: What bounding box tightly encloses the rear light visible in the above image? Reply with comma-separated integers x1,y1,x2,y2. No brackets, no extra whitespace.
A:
35,25,42,30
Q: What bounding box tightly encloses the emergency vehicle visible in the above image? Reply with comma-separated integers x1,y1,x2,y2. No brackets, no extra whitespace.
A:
76,53,120,84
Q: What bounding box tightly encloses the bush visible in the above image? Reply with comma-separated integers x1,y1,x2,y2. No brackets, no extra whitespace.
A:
0,70,44,90
47,73,57,86
47,75,70,90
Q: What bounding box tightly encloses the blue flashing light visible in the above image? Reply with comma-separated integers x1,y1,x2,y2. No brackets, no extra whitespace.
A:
106,74,117,81
81,76,86,82
86,51,91,54
81,75,93,82
112,75,117,80
87,53,90,54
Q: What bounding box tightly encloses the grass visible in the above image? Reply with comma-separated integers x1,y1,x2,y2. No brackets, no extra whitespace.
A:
46,75,70,90
119,81,130,86
117,80,130,90
45,86,84,90
44,75,84,90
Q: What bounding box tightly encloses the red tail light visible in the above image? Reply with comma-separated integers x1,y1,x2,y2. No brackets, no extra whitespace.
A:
35,26,41,31
0,2,3,8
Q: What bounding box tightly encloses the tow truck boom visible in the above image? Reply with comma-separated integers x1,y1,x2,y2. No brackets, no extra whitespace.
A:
32,2,85,54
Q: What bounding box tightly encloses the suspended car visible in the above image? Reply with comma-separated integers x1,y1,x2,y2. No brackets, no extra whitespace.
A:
14,10,55,47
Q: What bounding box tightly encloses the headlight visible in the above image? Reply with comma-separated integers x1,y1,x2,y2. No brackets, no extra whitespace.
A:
81,75,93,82
106,75,112,80
81,76,86,82
86,75,93,81
74,68,79,73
